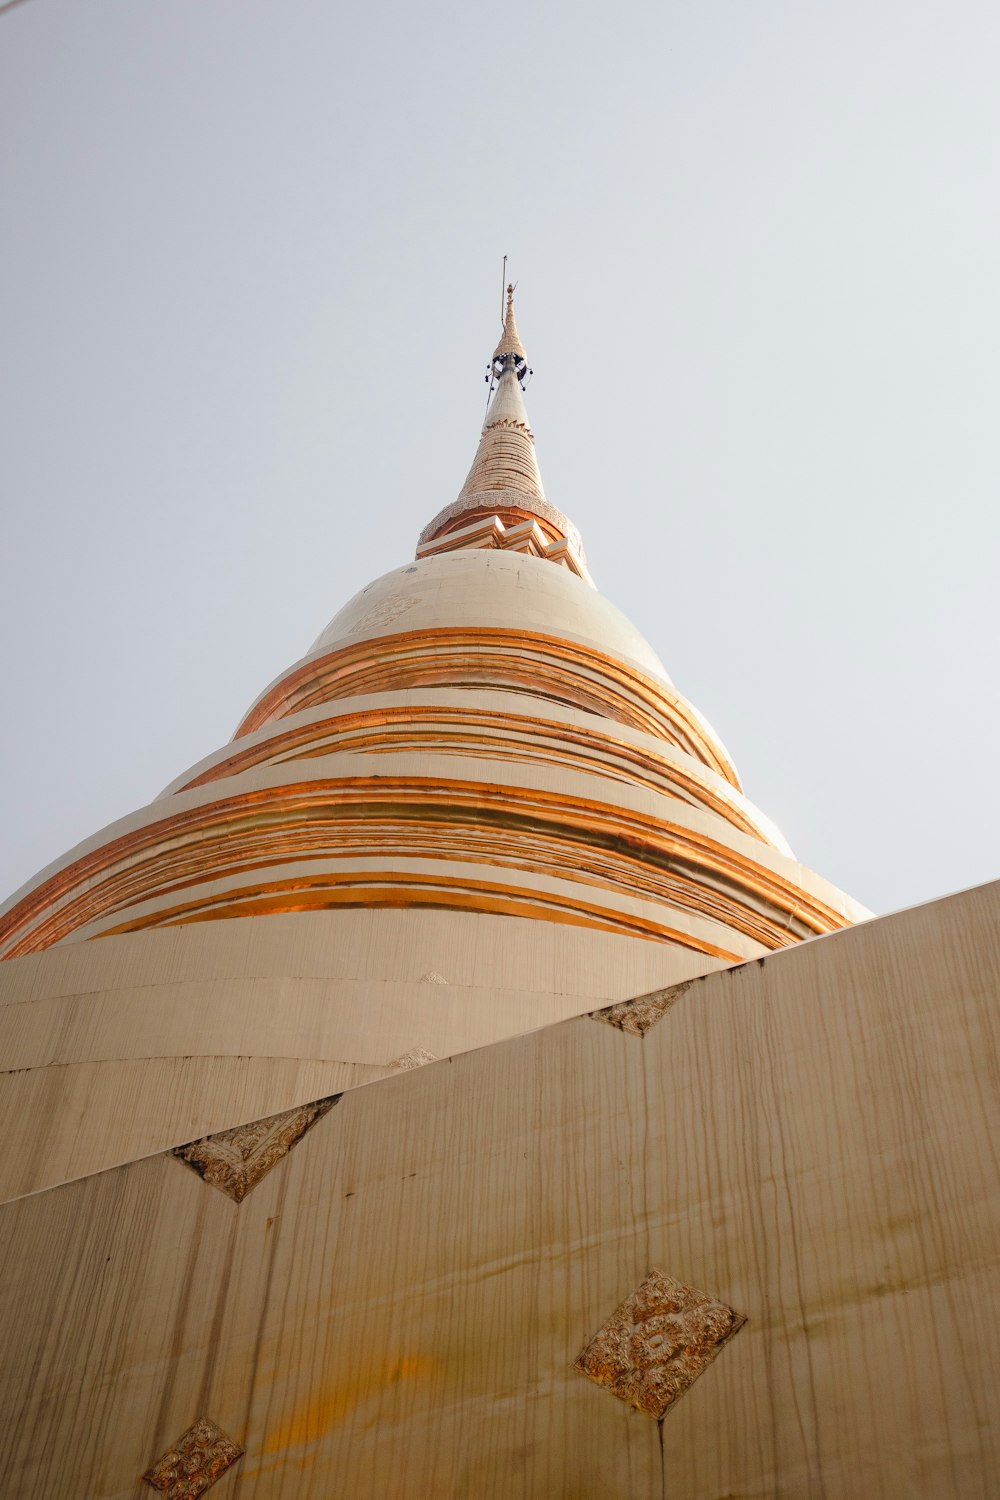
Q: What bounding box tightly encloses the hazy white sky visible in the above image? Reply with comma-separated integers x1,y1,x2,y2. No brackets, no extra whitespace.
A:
1,0,997,918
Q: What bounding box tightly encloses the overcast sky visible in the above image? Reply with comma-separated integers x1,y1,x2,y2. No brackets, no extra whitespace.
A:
1,0,997,919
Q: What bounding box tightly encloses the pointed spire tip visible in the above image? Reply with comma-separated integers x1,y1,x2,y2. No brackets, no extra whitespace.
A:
492,282,527,367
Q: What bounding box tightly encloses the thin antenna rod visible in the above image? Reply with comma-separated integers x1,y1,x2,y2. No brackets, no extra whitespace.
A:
485,254,507,419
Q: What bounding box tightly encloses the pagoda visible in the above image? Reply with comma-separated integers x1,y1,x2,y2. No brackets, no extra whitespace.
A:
0,291,995,1499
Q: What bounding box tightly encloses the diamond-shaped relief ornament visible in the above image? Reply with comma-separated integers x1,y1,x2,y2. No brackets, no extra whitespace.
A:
389,1046,438,1072
575,1269,746,1418
590,983,690,1037
172,1094,341,1202
142,1417,243,1497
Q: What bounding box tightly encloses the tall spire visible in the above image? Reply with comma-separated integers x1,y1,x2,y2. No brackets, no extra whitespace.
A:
458,285,545,507
416,282,591,584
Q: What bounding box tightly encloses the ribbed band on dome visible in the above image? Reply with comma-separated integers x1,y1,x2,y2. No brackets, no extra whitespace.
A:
457,383,545,505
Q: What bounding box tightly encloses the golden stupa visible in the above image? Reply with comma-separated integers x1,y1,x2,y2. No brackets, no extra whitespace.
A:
0,290,995,1500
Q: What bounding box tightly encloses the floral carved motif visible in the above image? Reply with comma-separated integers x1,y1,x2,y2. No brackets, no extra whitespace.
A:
590,982,690,1037
172,1094,341,1203
142,1417,242,1498
575,1268,745,1418
345,594,418,634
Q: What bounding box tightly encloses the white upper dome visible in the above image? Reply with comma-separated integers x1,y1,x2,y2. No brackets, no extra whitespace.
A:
309,549,674,687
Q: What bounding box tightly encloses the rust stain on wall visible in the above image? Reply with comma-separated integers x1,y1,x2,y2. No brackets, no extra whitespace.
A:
260,1354,436,1456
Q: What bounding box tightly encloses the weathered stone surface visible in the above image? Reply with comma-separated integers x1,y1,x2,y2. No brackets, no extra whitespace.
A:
575,1268,745,1418
142,1417,242,1497
591,982,690,1035
172,1094,340,1202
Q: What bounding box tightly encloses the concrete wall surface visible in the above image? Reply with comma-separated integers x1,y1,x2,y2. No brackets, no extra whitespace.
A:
0,906,715,1203
0,881,997,1498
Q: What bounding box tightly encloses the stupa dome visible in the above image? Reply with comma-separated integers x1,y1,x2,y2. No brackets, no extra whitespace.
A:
0,287,867,981
310,551,672,687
